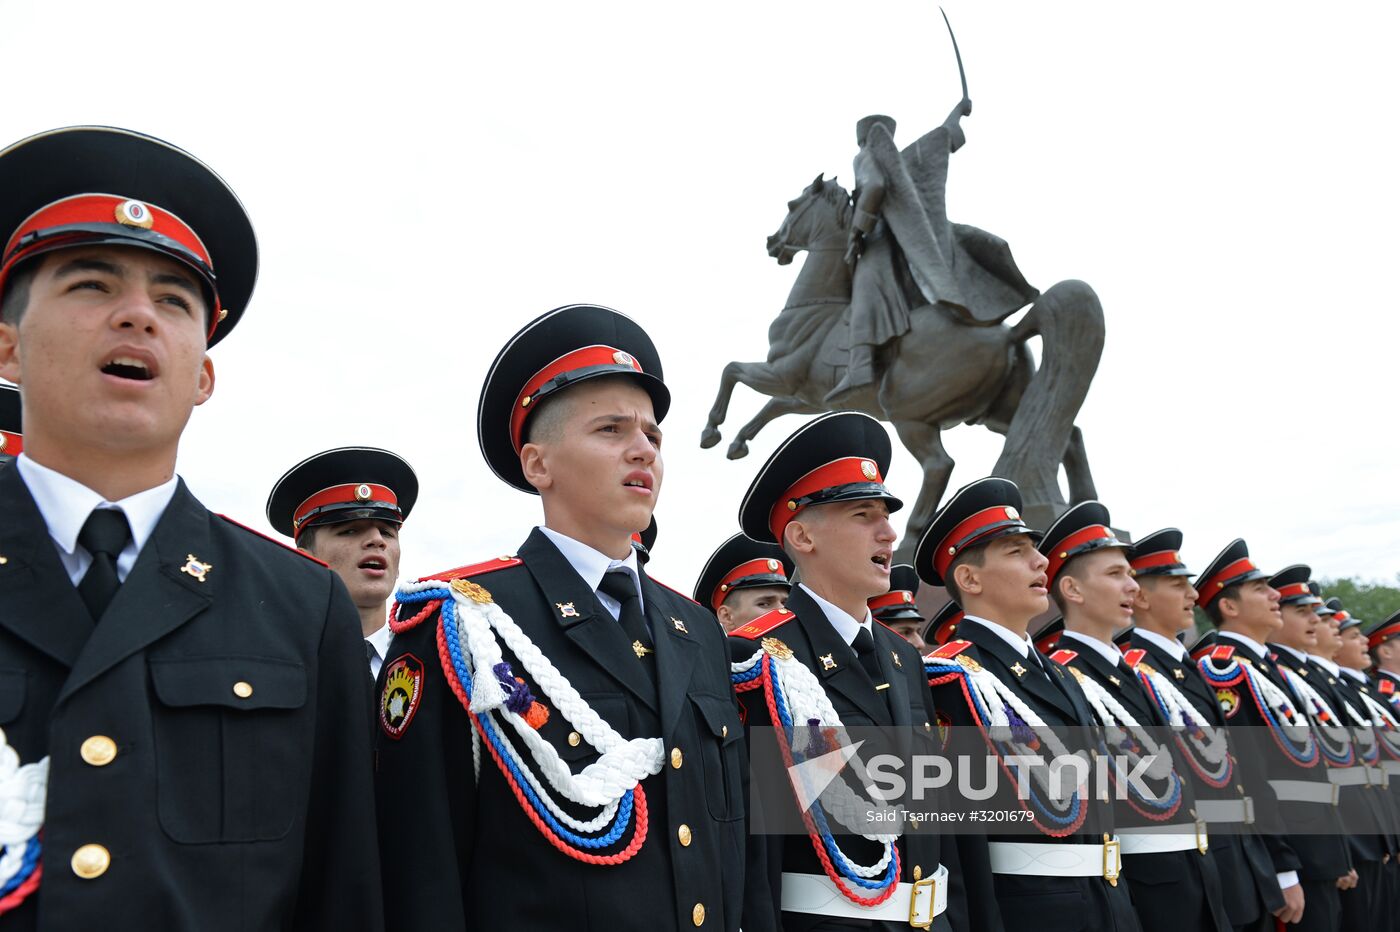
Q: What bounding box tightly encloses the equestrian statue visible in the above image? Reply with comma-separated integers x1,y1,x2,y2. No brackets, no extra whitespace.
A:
700,13,1103,557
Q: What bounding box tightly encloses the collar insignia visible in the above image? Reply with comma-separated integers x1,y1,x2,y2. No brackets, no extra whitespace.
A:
180,554,212,583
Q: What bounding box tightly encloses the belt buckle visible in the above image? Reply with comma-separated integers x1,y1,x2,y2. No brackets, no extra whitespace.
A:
1194,819,1209,855
1102,836,1121,886
908,872,937,929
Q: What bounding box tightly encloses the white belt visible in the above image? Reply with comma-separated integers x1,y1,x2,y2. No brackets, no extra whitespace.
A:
1383,760,1400,777
1269,778,1339,805
1195,797,1254,824
1118,821,1209,855
1328,766,1371,787
781,865,948,929
988,838,1122,884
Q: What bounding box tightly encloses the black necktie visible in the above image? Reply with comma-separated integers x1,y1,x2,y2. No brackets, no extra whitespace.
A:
599,570,655,676
77,508,131,621
852,627,886,687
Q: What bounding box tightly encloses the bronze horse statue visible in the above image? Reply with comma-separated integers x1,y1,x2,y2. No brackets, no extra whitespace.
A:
700,174,1103,554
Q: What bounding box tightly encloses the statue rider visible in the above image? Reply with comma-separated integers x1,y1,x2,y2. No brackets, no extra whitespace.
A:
825,96,1038,405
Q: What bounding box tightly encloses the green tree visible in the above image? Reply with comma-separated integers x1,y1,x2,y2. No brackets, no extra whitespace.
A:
1318,576,1400,627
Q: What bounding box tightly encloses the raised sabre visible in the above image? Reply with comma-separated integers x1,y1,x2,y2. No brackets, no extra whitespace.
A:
940,7,969,102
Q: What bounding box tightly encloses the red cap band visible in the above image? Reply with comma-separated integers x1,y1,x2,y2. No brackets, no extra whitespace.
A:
868,590,915,612
1275,582,1311,601
0,430,19,455
768,456,884,543
933,504,1027,580
1130,549,1182,572
294,482,400,536
1045,524,1118,583
712,557,789,611
1196,557,1258,606
1,193,221,336
931,610,963,646
510,345,643,453
1370,620,1400,651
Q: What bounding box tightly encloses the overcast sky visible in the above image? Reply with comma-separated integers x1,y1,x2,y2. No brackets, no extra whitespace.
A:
3,1,1396,593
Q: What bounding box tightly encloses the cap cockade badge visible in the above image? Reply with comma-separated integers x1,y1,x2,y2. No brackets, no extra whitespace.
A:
115,199,155,229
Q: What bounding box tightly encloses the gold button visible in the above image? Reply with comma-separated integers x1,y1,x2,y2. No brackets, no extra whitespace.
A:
692,903,705,926
721,725,728,738
232,681,253,699
80,735,117,767
568,731,582,747
671,747,683,769
71,844,111,879
678,823,692,846
913,864,923,880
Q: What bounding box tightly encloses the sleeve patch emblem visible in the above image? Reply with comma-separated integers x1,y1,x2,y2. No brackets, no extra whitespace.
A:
1216,687,1241,718
380,653,425,740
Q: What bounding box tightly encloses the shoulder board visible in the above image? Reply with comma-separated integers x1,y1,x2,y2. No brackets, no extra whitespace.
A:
648,576,704,607
1210,645,1236,662
1380,679,1396,696
424,555,522,582
215,514,328,567
730,608,795,640
1122,648,1147,670
1048,649,1079,666
931,639,973,660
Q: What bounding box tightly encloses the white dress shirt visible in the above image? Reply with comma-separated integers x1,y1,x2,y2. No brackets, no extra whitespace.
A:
1218,630,1269,660
797,583,872,648
1309,655,1342,678
1339,667,1367,685
366,622,393,679
1134,627,1188,662
1058,629,1125,667
16,453,178,585
539,526,643,620
956,614,1034,658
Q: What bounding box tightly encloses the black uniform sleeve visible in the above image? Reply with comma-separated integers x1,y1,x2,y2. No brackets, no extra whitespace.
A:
293,573,386,930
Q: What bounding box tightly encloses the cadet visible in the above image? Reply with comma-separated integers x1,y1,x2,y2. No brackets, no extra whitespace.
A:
374,304,761,930
726,411,966,930
0,127,380,928
267,446,418,677
0,381,18,465
868,563,928,652
1287,583,1396,929
692,532,792,632
919,478,1140,932
1124,529,1284,932
1195,542,1349,931
1371,611,1400,700
1038,504,1230,932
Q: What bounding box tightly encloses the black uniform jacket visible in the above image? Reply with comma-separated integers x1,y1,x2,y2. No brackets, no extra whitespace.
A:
1129,631,1284,925
0,466,382,930
727,584,970,932
1054,636,1229,932
1207,636,1348,881
374,529,761,931
1293,656,1397,863
928,618,1142,932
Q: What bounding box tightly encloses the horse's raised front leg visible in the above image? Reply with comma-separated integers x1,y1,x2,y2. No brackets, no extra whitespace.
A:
700,360,797,449
1062,425,1097,503
890,419,954,563
727,396,820,460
